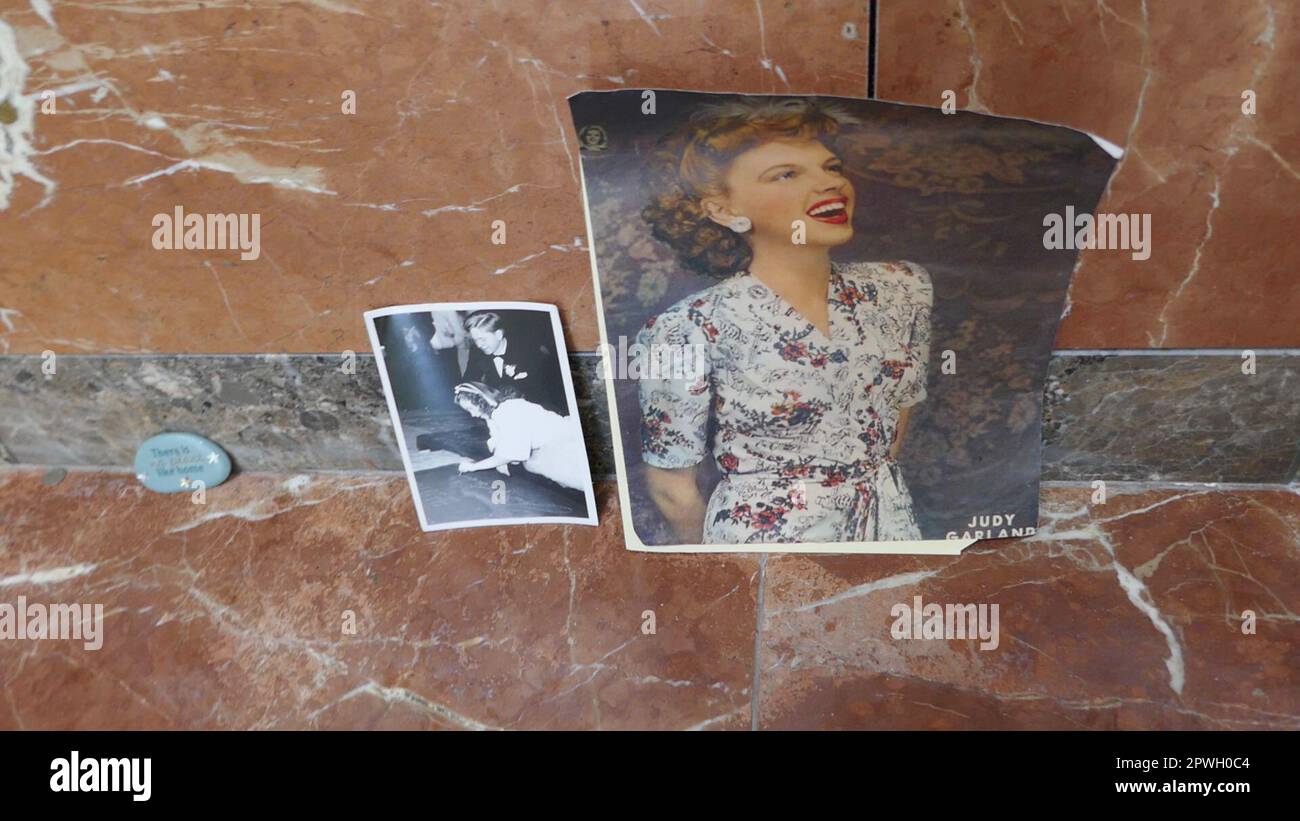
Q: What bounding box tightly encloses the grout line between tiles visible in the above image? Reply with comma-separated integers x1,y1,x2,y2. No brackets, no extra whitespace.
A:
5,348,1300,361
3,465,1299,493
1040,479,1300,492
750,554,767,732
867,0,878,99
1051,348,1300,356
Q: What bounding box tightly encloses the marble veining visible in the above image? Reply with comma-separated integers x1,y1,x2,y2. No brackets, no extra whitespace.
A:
1,469,1295,729
879,0,1300,348
0,0,871,355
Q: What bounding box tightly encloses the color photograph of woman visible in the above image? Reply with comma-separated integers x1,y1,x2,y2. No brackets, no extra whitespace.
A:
636,97,932,544
570,90,1118,551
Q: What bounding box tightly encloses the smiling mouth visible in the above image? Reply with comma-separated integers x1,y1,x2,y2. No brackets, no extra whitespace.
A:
806,197,850,224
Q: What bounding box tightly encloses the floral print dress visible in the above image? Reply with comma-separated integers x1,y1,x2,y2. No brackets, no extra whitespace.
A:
636,260,933,544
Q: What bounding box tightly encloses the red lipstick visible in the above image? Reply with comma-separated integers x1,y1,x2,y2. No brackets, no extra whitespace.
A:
806,197,850,225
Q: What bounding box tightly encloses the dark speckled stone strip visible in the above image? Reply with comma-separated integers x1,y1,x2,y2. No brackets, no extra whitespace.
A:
1,353,1297,483
0,354,611,478
1043,353,1300,483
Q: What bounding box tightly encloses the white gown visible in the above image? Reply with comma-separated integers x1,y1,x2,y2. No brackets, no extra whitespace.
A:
486,398,589,491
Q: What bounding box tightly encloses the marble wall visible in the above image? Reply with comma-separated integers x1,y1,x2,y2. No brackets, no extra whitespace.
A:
0,1,1296,730
879,0,1299,348
0,0,870,355
2,1,1294,354
1,469,1295,729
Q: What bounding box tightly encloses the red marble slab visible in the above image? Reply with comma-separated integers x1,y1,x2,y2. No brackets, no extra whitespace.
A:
0,0,869,355
877,0,1300,348
3,469,1296,729
0,469,758,729
758,485,1300,729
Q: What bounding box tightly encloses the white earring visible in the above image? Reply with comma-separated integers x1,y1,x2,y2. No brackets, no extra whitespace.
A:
728,216,752,233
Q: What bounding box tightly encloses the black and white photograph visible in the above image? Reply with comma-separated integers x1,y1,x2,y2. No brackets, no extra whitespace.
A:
364,303,597,531
571,90,1119,553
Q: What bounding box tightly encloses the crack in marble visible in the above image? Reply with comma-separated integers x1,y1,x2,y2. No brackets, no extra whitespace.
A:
58,1,366,16
1246,135,1300,182
685,704,746,731
1035,492,1204,694
10,12,339,202
954,0,987,112
491,248,549,277
48,649,178,724
1119,0,1153,154
751,0,788,89
908,699,971,720
626,0,663,37
1195,518,1298,625
1100,531,1186,694
1143,0,1282,348
1004,632,1091,686
699,32,735,59
0,562,98,587
204,261,251,344
311,681,499,730
998,1,1025,46
29,1,57,31
1094,0,1146,44
767,568,941,618
1132,520,1214,580
1151,176,1220,347
417,183,526,217
121,154,336,195
164,476,393,533
0,18,57,210
0,307,24,354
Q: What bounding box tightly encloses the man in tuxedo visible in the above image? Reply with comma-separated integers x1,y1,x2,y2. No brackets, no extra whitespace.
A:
463,311,567,415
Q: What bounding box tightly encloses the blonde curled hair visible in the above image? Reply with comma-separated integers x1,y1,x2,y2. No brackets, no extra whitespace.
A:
641,96,858,279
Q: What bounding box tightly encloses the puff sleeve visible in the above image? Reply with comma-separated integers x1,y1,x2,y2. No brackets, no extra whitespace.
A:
635,299,714,469
486,400,539,462
894,261,933,409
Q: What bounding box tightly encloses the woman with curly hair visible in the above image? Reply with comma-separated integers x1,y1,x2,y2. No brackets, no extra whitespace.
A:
635,96,933,545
